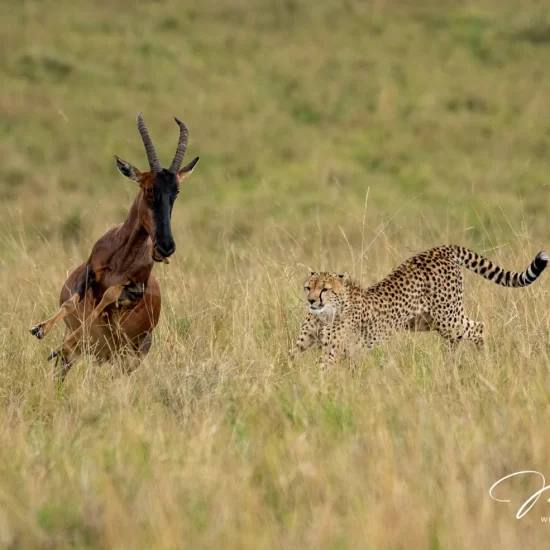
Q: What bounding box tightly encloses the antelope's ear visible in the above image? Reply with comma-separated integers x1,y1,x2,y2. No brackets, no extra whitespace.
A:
115,156,141,183
338,272,350,281
176,156,199,183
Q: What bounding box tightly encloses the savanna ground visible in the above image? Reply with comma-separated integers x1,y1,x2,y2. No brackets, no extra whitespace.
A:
2,0,550,547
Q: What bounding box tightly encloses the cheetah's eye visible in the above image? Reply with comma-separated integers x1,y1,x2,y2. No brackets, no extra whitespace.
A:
305,286,310,291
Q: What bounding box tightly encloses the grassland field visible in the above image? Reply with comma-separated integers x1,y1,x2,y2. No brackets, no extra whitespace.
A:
2,0,550,547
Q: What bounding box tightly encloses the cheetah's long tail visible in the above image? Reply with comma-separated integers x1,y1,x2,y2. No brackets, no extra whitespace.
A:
449,246,548,287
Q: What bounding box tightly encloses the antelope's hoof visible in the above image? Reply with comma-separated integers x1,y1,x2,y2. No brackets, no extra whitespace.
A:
30,325,45,339
47,349,59,361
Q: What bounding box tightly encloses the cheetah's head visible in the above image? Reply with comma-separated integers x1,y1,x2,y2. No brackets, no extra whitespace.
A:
304,271,350,317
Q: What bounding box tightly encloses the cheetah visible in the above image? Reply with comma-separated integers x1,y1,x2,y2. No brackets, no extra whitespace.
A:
290,245,548,369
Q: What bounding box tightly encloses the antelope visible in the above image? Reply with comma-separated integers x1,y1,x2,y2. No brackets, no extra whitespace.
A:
29,113,199,381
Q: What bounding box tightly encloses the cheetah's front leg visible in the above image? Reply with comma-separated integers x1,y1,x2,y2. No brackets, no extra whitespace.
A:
289,314,322,360
319,320,351,370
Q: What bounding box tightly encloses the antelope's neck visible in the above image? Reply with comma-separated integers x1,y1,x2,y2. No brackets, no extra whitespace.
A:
112,194,153,278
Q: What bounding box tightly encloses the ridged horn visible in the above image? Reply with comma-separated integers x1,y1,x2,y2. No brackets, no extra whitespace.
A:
168,117,189,173
136,112,162,172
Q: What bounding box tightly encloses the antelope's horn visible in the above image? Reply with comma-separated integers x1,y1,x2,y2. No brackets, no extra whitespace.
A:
168,117,189,173
136,112,162,173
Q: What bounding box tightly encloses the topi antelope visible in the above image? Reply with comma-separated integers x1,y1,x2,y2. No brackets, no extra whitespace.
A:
29,113,199,381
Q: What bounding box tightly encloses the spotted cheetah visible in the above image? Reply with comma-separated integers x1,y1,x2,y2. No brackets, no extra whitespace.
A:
290,245,548,369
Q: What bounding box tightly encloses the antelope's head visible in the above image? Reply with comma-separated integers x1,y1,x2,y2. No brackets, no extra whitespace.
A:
115,113,199,263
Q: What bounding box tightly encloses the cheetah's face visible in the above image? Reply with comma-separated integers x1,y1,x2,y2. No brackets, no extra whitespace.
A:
304,271,349,316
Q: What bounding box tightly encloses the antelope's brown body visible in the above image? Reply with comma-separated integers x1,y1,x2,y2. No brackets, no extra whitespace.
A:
58,220,161,366
30,113,199,381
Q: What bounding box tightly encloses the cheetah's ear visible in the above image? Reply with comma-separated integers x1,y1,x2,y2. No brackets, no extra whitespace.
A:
339,272,350,281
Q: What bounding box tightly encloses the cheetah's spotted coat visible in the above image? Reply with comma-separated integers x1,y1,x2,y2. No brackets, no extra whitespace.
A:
291,245,548,369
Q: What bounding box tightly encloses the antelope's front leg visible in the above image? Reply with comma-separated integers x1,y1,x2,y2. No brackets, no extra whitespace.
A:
118,281,146,306
289,314,321,360
49,327,81,383
30,263,95,340
51,285,124,360
30,294,80,340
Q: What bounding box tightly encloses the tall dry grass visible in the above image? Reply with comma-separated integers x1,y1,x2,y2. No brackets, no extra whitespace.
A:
2,206,550,548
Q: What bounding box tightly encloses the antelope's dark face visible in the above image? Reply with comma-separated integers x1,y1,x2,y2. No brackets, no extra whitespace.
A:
115,113,199,263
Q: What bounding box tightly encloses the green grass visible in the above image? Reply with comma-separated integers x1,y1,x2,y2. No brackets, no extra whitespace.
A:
1,0,550,547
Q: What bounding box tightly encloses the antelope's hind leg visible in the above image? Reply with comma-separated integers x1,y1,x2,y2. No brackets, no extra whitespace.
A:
121,332,152,375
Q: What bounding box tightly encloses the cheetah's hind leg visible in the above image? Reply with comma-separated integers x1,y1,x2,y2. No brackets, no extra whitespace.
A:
433,315,485,351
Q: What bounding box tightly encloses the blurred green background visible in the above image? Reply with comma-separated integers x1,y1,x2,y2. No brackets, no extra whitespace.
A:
3,0,550,263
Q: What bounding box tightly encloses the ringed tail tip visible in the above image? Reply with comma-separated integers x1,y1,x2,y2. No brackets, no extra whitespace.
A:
536,251,549,264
